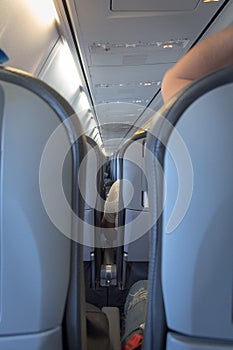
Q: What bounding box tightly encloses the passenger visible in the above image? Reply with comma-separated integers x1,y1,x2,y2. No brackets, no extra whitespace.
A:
101,179,120,229
121,280,148,350
161,25,233,103
101,180,148,349
101,179,120,246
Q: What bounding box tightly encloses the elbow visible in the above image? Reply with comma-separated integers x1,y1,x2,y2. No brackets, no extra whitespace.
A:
161,69,173,104
161,69,193,104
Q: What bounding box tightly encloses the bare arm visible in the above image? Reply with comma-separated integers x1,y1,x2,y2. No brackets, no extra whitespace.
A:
161,26,233,103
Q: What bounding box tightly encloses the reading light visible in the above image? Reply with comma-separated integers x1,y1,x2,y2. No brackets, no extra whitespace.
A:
163,44,173,49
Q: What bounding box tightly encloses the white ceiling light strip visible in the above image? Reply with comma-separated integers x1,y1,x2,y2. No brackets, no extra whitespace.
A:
95,81,161,88
90,39,190,54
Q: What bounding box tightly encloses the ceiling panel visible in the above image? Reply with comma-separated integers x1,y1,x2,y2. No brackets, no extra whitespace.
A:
88,41,188,66
95,101,145,124
111,0,200,12
89,63,171,103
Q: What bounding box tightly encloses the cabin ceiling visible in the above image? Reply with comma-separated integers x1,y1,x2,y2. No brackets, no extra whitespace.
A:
0,0,232,155
59,0,229,153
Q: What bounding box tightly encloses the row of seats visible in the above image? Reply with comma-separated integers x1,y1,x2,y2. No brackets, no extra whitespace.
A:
79,63,233,349
102,65,233,350
1,63,233,350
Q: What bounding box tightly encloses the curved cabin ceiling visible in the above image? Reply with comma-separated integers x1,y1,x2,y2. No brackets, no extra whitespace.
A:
54,0,231,154
0,0,233,155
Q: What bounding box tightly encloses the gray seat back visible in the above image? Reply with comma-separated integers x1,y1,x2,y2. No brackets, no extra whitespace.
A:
116,132,151,287
83,137,105,256
0,67,87,350
82,137,106,288
119,133,150,261
144,65,233,350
